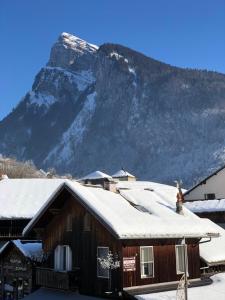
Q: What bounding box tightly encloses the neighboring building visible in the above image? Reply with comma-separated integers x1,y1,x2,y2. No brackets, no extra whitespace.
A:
199,221,225,270
184,165,225,225
0,178,65,240
183,165,225,273
23,180,217,297
0,240,42,300
79,171,112,186
112,169,136,181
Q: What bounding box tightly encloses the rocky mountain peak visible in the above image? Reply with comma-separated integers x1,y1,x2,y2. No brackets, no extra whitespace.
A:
48,32,98,69
59,32,98,53
1,33,225,187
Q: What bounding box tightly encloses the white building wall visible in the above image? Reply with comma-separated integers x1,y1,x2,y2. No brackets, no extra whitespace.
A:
184,167,225,201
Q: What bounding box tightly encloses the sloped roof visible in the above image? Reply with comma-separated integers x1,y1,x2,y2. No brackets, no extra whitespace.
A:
80,171,112,180
23,180,219,239
184,199,225,213
0,178,65,219
200,222,225,265
112,169,135,178
0,240,43,262
184,164,225,196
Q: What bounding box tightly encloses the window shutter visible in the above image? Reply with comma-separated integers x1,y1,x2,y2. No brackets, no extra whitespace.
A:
54,245,61,271
66,246,72,271
175,245,188,275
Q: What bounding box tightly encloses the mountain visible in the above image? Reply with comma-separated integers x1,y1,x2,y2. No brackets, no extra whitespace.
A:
1,32,225,187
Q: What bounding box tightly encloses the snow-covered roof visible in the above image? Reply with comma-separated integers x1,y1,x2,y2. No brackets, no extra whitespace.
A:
184,199,225,213
80,171,112,180
112,169,135,178
0,178,65,219
0,240,43,262
200,222,225,265
23,180,219,239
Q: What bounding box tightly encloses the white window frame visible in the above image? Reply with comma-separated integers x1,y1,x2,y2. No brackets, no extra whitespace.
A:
54,245,72,272
140,246,154,278
97,246,109,279
175,245,188,275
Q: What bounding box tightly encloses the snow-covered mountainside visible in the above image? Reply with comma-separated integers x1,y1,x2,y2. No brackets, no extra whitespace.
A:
1,32,225,187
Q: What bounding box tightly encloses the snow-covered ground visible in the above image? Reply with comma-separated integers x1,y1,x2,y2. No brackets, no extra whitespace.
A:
136,273,225,300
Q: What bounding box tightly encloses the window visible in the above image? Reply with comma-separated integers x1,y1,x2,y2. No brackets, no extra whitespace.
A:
140,246,154,278
204,193,215,200
54,245,72,271
97,247,109,278
66,214,73,231
175,245,188,275
83,212,91,231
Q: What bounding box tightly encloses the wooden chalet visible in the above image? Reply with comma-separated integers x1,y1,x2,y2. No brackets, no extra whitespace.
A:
0,240,42,300
23,180,218,297
0,178,65,240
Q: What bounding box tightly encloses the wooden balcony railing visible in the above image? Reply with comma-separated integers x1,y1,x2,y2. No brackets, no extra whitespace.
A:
36,267,79,290
0,226,23,238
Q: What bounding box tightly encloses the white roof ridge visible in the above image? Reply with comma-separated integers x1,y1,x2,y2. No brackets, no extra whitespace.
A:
112,169,135,178
80,170,112,180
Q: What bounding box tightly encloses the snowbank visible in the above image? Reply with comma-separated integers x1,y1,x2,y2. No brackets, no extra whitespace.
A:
136,273,225,300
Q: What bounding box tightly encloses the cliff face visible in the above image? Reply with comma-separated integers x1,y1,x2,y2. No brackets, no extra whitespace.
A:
1,32,225,186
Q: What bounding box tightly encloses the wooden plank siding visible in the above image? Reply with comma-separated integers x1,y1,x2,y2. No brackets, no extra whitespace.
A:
0,246,35,299
122,241,200,288
0,219,31,239
39,188,122,296
32,187,201,296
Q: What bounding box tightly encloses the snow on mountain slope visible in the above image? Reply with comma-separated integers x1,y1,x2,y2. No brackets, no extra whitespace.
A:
44,91,97,163
1,32,225,186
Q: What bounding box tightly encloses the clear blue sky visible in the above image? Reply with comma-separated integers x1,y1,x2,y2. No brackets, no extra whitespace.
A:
1,0,225,120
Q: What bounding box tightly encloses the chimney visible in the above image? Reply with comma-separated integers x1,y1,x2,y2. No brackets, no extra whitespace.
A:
103,179,118,193
175,180,184,214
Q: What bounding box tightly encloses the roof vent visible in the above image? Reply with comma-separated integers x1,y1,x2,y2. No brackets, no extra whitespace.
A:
103,179,118,193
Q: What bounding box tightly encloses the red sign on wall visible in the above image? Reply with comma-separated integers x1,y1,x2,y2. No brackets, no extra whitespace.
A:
123,256,136,272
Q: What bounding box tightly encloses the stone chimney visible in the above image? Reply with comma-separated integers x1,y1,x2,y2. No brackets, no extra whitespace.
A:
103,179,118,193
175,180,184,214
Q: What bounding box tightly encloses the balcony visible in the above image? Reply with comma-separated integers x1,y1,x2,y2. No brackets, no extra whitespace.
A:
36,267,79,290
0,226,23,238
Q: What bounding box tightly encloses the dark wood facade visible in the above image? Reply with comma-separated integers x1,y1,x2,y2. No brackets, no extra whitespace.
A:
0,244,38,300
122,240,200,288
28,186,202,297
0,219,30,240
195,211,225,225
